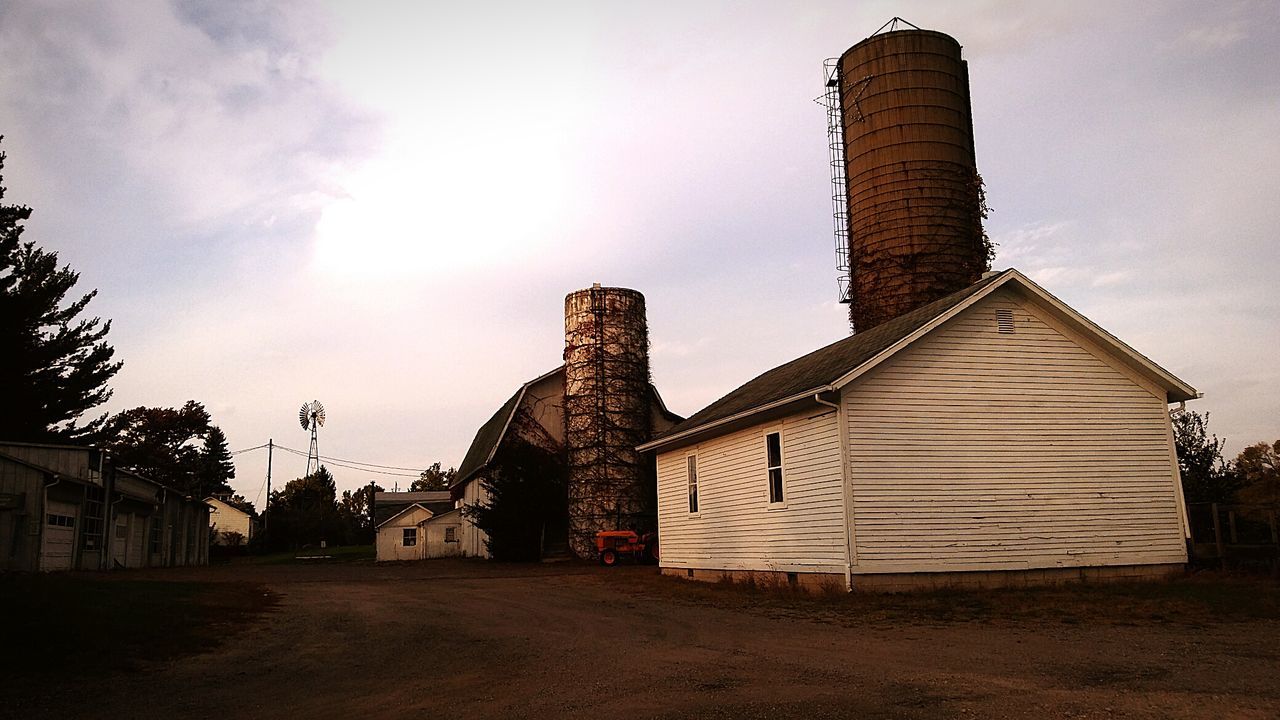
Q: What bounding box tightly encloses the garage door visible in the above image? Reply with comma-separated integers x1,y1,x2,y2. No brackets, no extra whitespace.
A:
40,500,79,572
129,517,146,568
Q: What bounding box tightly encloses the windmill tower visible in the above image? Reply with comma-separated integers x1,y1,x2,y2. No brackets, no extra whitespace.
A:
299,400,326,476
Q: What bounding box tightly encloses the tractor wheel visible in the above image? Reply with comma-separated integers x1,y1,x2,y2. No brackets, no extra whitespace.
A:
600,548,619,567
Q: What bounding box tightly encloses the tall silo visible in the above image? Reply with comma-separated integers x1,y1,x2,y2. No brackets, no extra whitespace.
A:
563,284,653,558
832,24,990,332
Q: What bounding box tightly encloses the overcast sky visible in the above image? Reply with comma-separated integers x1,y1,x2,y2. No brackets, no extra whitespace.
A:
1,1,1276,506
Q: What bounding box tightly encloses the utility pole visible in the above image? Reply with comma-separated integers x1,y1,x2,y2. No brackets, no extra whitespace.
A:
264,439,274,535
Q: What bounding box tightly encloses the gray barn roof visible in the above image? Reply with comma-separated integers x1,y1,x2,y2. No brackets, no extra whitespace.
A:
374,490,452,526
452,366,682,489
651,271,1007,444
641,268,1199,454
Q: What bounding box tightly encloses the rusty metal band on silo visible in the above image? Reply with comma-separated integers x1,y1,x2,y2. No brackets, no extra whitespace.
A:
838,29,987,332
563,285,653,558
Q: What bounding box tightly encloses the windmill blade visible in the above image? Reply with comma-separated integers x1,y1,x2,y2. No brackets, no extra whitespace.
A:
315,401,326,427
299,403,310,430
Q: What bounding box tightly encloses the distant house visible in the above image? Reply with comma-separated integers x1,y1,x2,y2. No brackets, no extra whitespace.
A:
205,497,255,545
373,491,456,561
640,270,1198,591
0,441,212,571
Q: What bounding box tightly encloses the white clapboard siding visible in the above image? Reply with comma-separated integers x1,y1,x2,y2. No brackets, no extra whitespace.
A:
657,409,846,572
845,288,1186,573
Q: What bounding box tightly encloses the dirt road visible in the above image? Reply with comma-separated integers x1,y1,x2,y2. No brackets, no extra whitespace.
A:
12,560,1280,719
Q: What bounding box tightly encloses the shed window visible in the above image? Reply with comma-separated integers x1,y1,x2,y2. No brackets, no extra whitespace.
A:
444,526,457,543
46,514,75,527
766,432,784,504
687,455,699,514
402,528,417,547
81,486,104,550
150,515,163,555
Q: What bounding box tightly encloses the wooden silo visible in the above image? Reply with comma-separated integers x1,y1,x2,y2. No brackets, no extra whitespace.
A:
837,28,990,332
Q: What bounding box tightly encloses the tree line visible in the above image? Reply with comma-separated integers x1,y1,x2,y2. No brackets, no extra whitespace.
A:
1173,410,1278,506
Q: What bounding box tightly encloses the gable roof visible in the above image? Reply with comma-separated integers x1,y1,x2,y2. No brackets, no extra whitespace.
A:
640,269,1198,453
452,366,683,489
454,366,563,487
373,491,452,526
204,497,253,518
375,500,456,529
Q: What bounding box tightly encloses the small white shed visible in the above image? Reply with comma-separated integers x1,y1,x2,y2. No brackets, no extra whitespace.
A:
375,498,461,562
641,270,1199,591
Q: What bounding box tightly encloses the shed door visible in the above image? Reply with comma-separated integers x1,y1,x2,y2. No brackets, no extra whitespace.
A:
40,500,78,572
112,515,130,567
129,518,146,567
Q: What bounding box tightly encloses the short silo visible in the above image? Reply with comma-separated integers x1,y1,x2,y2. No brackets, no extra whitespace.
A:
836,27,990,331
563,284,653,558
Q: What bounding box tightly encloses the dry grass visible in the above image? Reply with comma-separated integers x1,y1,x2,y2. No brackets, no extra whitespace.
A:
607,567,1280,628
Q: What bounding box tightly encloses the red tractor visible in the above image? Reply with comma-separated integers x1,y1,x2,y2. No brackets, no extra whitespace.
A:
595,530,658,566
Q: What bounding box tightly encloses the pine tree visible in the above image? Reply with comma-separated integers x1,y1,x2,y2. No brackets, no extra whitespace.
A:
197,426,237,498
0,138,122,442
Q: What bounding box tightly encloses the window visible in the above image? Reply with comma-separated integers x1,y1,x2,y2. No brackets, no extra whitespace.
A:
150,516,163,555
766,431,784,504
402,528,417,547
46,514,75,527
444,526,457,543
81,486,104,550
686,455,699,514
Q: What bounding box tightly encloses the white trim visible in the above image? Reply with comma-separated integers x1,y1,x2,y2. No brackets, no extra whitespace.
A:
763,426,787,510
1165,407,1192,541
375,502,436,529
637,388,832,453
832,270,1198,402
685,452,700,517
452,366,563,489
641,269,1198,456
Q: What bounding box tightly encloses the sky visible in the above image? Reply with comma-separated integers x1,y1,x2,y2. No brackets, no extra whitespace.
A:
1,1,1276,507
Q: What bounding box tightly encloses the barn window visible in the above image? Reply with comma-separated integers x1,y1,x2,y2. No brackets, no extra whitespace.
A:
150,515,163,555
402,528,417,547
996,308,1015,333
686,455,699,514
81,486,104,550
444,526,457,543
766,432,784,504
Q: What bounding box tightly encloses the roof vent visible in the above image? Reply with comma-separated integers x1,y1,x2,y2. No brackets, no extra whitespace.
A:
996,308,1015,334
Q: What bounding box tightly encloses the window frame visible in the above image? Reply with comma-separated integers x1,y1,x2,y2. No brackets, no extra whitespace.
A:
765,429,786,507
444,526,457,543
686,453,700,515
402,527,417,547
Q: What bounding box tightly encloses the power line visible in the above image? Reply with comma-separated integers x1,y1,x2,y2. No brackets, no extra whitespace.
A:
229,442,430,475
274,445,422,478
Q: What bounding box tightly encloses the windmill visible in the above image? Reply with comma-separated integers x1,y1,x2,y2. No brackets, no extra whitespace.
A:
299,400,326,476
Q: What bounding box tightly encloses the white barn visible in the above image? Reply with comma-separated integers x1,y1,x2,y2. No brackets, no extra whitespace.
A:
640,270,1198,591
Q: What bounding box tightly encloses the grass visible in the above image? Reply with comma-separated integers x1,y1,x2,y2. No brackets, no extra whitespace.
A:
232,544,376,565
627,568,1280,627
0,574,277,681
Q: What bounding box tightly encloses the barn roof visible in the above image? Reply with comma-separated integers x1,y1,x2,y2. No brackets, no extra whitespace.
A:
640,268,1198,453
453,367,563,488
452,366,682,490
373,491,452,526
375,500,456,529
